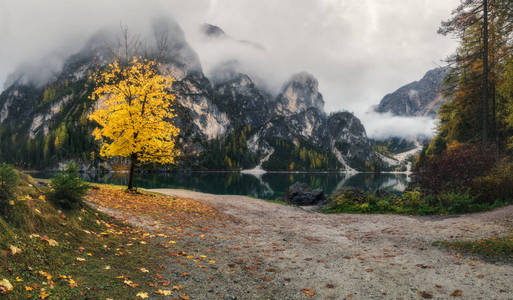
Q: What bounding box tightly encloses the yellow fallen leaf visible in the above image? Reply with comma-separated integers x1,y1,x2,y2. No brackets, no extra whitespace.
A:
39,195,46,201
47,239,59,247
39,288,50,299
186,255,193,259
136,292,149,299
168,240,176,244
124,280,139,288
34,208,41,214
87,253,93,256
156,289,172,296
76,257,86,262
15,277,23,282
0,279,13,294
38,271,52,281
9,244,22,255
69,279,78,288
104,266,111,270
200,255,207,258
139,267,149,273
173,285,183,291
139,241,147,245
209,260,216,264
25,286,33,291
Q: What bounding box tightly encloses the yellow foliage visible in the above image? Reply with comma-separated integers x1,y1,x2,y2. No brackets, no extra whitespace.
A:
88,57,180,165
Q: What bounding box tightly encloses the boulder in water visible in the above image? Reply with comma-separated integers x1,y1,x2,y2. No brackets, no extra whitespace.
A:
284,182,325,206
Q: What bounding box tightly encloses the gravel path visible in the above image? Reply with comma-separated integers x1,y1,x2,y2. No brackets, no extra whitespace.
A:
144,189,513,300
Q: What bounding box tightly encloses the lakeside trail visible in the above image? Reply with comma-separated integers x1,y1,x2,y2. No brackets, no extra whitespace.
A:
88,187,513,299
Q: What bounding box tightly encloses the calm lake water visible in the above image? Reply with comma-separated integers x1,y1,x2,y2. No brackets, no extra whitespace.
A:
35,171,410,200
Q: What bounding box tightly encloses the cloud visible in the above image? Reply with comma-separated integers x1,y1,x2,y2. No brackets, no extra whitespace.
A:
0,0,458,138
360,111,437,139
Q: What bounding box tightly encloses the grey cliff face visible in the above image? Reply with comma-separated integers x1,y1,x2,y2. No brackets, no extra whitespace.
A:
375,67,448,117
275,72,325,116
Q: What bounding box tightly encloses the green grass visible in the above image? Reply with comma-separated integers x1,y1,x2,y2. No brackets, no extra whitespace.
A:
264,198,290,206
0,174,162,299
433,236,513,259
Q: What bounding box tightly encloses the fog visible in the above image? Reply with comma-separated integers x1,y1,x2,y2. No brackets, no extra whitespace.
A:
0,0,458,139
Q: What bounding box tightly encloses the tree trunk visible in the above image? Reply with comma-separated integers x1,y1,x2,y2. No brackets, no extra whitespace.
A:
127,153,137,191
482,0,489,146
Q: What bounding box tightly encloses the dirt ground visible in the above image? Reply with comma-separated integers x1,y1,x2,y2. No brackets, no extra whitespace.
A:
94,188,513,299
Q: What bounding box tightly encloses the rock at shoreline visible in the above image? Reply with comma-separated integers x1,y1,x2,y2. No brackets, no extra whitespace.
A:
284,182,325,206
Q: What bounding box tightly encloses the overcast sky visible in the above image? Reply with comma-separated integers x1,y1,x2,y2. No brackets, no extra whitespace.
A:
0,0,459,138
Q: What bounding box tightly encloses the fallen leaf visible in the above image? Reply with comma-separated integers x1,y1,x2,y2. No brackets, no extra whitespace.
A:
476,274,484,279
47,239,59,247
124,280,139,288
0,279,13,294
39,289,50,299
365,268,373,273
69,279,78,288
139,267,149,273
104,266,111,270
9,245,22,255
156,289,172,296
25,286,33,291
417,291,433,299
180,294,190,300
450,289,462,297
173,285,184,291
76,257,86,262
136,292,149,299
15,277,23,282
301,288,315,296
325,284,335,288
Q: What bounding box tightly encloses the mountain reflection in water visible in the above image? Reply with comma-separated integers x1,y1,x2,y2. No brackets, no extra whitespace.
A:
37,171,410,200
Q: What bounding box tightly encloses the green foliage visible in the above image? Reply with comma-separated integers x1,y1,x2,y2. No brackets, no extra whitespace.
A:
324,187,504,216
264,138,340,171
471,158,513,203
43,87,56,103
0,163,19,215
194,125,259,170
0,79,97,169
48,163,89,210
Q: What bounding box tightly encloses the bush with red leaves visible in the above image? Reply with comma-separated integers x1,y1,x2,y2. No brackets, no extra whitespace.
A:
414,144,497,194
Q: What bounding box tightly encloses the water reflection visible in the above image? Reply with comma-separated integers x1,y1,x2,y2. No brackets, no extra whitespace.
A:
35,171,410,200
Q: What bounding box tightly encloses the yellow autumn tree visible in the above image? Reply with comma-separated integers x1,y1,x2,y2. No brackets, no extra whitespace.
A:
89,57,180,191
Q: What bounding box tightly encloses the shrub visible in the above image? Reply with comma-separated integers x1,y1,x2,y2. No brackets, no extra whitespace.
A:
415,143,497,193
376,199,390,211
48,163,89,210
0,163,19,215
471,159,513,203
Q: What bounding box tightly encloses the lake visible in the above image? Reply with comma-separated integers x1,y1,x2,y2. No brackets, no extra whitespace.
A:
34,171,410,200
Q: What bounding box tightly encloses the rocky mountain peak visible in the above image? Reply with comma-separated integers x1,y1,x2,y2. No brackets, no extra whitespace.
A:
375,66,448,117
275,72,325,116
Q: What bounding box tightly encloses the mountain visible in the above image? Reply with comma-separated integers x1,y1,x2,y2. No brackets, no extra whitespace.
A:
374,67,448,117
0,19,383,172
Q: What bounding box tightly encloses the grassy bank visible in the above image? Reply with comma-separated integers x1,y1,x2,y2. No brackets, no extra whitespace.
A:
433,236,513,260
0,172,175,299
